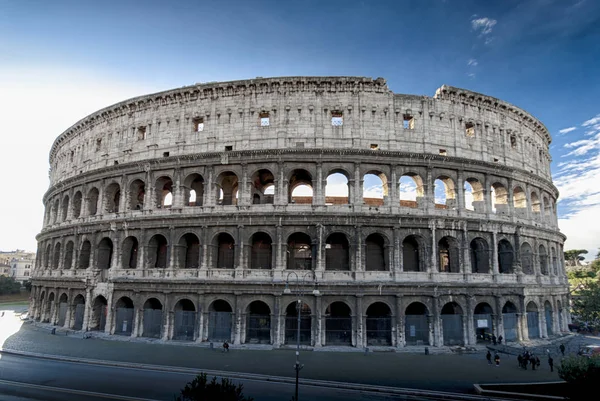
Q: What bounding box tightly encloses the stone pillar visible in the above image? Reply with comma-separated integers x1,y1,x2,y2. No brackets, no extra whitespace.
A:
273,296,282,347
173,168,184,208
143,168,153,210
491,230,499,275
519,296,528,341
314,294,322,347
390,167,399,207
355,295,364,348
168,226,176,268
275,224,284,271
354,163,362,204
466,296,474,345
393,226,401,275
315,162,324,205
461,225,469,274
275,161,285,206
240,163,249,206
81,287,92,331
432,296,441,346
316,224,325,272
429,222,437,274
424,167,433,213
395,295,404,347
161,295,170,341
234,295,242,345
105,291,114,334
236,225,245,271
355,225,363,272
132,308,142,337
457,170,465,213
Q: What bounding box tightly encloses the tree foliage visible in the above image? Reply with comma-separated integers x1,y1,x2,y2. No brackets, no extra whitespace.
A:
558,355,600,400
175,373,254,401
0,276,21,295
572,281,600,330
564,249,588,267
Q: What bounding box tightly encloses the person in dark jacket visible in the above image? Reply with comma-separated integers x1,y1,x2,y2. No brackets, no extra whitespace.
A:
548,356,554,372
486,350,492,364
494,353,500,366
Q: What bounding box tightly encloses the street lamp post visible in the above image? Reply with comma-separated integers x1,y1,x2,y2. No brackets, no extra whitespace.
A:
283,271,319,401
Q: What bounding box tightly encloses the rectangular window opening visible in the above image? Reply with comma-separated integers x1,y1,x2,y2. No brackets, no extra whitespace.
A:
225,145,233,151
259,112,270,127
403,114,414,129
296,142,304,148
193,117,204,132
510,135,517,149
163,152,170,157
439,149,447,156
331,111,343,126
494,157,499,162
137,126,147,140
95,139,102,152
370,144,379,150
465,122,475,137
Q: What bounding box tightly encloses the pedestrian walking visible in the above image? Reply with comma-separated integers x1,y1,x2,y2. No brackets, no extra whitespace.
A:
531,355,536,371
492,334,497,345
548,356,554,372
486,350,492,365
517,354,523,369
559,343,565,356
494,353,500,366
498,335,503,345
222,341,229,353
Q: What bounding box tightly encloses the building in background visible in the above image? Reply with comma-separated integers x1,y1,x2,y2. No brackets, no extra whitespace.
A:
1,249,35,284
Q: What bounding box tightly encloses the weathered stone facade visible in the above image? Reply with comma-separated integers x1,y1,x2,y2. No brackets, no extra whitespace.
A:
31,76,568,348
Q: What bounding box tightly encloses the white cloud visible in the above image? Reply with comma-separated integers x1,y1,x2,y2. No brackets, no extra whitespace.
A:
558,126,576,134
467,59,478,66
467,73,476,78
471,17,497,35
582,114,600,127
562,131,600,156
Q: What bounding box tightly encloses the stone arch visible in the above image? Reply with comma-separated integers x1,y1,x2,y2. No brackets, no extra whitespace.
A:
129,179,145,210
325,170,349,205
365,233,387,271
57,292,69,326
64,241,74,269
97,237,113,269
402,234,424,272
520,242,534,275
287,232,314,270
142,298,163,338
405,302,429,345
183,173,204,206
325,301,352,346
289,168,313,204
363,170,388,206
441,302,464,345
216,171,239,206
399,172,424,208
87,187,99,216
498,239,514,274
44,243,52,268
513,186,527,209
71,294,85,330
78,240,91,269
550,247,558,275
250,232,272,269
61,194,70,221
173,298,196,341
325,232,350,271
473,302,494,343
539,244,548,275
215,232,235,269
72,191,82,218
90,295,108,331
531,191,541,214
246,300,271,344
470,238,490,273
543,195,552,221
177,233,200,268
544,300,554,336
52,242,61,270
438,236,460,273
121,236,139,269
52,198,59,223
434,175,456,209
526,301,540,338
285,301,312,345
464,177,484,212
502,300,519,342
208,299,233,342
104,182,121,213
148,234,168,268
490,182,508,214
250,169,275,205
366,302,392,346
155,176,173,208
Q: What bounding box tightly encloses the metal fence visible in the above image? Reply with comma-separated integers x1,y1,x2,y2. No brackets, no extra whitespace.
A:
441,314,463,345
246,314,271,344
527,311,540,338
174,310,196,340
142,309,163,338
284,316,311,345
73,303,85,330
115,307,134,335
366,317,392,346
473,313,493,342
58,302,68,327
209,311,232,341
502,313,518,341
405,315,429,345
325,317,352,345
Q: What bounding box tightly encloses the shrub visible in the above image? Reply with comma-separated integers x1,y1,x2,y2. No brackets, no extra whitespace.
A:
558,355,600,400
175,373,253,401
0,276,21,295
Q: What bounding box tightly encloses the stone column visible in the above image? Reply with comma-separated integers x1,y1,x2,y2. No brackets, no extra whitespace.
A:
355,225,363,273
234,295,242,345
316,224,325,272
491,230,499,275
161,295,170,341
275,161,284,206
315,162,324,205
273,296,282,347
466,296,474,345
429,222,437,274
240,163,249,206
393,226,401,275
355,295,364,348
354,163,362,204
314,294,322,347
432,296,441,347
105,291,114,334
395,295,404,347
457,170,465,214
390,167,399,207
461,225,469,274
424,167,433,213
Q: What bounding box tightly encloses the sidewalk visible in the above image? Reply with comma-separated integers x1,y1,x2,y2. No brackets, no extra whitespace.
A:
0,317,566,394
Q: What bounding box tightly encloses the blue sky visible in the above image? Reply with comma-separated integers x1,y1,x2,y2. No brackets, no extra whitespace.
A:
1,0,599,258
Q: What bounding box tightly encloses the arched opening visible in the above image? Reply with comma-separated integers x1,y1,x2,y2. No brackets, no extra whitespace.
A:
502,302,518,342
251,169,275,205
287,233,314,270
474,303,493,343
289,169,313,204
44,244,51,268
399,173,423,208
470,238,490,273
405,302,429,345
325,302,352,346
64,241,74,269
441,302,464,346
52,242,61,270
526,302,540,338
142,298,163,338
539,245,548,275
464,178,484,212
366,302,392,346
115,297,134,336
58,293,68,327
520,242,534,275
490,183,508,214
90,295,108,331
61,195,69,221
174,299,196,341
97,237,113,269
434,176,456,209
246,301,271,344
250,232,272,269
325,171,349,205
216,171,239,206
545,301,553,336
155,176,173,208
463,181,474,211
78,240,91,269
71,294,85,330
183,173,204,206
543,196,552,222
178,233,200,269
551,248,558,275
402,235,422,272
498,239,514,274
216,233,235,269
72,191,82,218
365,233,386,271
363,172,388,206
104,183,121,213
129,179,145,210
438,236,459,273
121,236,139,269
44,292,55,322
325,233,349,271
285,301,311,345
148,234,168,268
513,186,527,209
208,300,233,342
87,187,99,216
52,199,59,223
531,191,541,214
37,291,46,321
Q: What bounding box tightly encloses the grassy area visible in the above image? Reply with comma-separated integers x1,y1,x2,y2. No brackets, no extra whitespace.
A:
0,291,30,304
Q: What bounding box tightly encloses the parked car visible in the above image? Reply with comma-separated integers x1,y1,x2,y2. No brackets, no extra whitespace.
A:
578,345,600,358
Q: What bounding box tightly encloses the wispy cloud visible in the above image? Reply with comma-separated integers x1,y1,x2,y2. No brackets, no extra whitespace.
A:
467,59,478,67
558,127,576,134
471,16,497,36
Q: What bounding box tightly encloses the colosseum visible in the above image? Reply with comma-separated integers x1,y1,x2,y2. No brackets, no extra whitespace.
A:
30,76,569,349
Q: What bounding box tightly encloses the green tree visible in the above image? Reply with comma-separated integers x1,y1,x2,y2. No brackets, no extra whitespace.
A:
572,281,600,330
175,373,254,401
0,276,21,295
564,249,588,267
23,279,32,292
558,355,600,400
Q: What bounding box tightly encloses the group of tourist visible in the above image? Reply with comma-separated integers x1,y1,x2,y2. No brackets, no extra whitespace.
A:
486,343,567,372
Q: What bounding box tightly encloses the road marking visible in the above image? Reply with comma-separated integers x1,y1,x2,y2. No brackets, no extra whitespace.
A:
0,378,162,401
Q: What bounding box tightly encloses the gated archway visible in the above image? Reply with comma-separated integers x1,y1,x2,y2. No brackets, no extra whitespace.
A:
473,303,493,343
58,293,68,327
72,294,85,330
325,302,352,346
142,298,163,338
405,302,429,345
208,300,233,342
285,301,312,345
441,302,464,346
246,301,271,344
366,302,392,346
502,302,518,342
173,299,196,341
114,297,134,336
527,302,540,339
44,292,55,323
544,301,553,336
90,295,108,331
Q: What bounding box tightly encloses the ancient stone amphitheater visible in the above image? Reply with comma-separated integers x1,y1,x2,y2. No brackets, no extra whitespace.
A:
30,76,569,348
